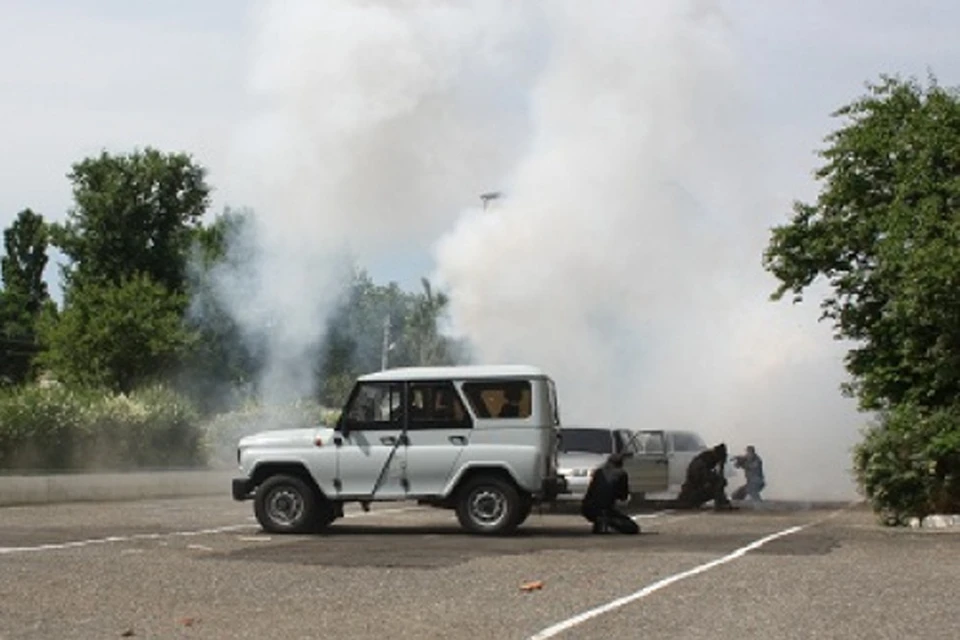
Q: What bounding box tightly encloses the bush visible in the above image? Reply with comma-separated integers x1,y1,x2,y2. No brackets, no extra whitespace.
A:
0,383,207,472
853,403,960,525
201,399,339,468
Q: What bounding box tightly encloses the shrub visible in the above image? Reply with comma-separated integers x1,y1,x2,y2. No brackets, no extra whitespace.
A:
0,383,207,472
853,403,960,525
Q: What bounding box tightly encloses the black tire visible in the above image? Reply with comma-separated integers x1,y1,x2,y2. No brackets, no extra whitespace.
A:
516,497,534,526
254,474,329,534
455,475,523,535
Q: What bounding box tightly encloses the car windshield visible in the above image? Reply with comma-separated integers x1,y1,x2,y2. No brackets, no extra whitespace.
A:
559,428,613,454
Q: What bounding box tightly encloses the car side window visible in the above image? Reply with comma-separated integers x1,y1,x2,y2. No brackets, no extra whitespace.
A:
344,383,403,430
673,433,703,452
461,380,532,419
407,382,472,429
614,430,632,454
632,431,666,454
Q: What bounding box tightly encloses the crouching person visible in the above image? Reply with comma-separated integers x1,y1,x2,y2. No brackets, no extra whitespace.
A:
677,443,735,511
581,453,640,535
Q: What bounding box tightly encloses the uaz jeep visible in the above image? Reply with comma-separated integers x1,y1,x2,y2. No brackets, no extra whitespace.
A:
232,365,565,535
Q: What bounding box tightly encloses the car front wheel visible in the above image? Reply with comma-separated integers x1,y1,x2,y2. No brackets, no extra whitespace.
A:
254,474,327,534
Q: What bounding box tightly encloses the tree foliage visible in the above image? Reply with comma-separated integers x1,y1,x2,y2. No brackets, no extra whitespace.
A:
315,269,460,407
763,75,960,412
0,209,51,384
3,145,464,469
853,403,960,525
38,274,193,393
764,74,960,522
52,148,210,295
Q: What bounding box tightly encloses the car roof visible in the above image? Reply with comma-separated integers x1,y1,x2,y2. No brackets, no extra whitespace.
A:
357,364,548,383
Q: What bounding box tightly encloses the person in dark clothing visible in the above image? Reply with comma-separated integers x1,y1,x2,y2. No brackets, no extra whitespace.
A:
581,453,640,534
677,443,735,510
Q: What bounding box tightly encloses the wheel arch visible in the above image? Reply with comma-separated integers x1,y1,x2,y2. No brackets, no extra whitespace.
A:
250,461,325,499
448,465,525,500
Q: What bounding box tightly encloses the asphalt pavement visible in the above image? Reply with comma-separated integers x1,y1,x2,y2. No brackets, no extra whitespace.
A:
0,496,957,639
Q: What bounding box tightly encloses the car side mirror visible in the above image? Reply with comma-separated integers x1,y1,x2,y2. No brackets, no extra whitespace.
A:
336,414,350,438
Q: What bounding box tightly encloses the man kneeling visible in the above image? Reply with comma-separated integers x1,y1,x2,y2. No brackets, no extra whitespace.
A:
580,453,640,534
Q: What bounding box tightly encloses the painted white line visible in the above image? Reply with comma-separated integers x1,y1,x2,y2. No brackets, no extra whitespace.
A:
0,506,423,556
632,510,672,520
528,507,850,640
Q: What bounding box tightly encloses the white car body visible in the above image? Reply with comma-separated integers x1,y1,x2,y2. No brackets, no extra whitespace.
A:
557,427,733,502
632,429,736,499
232,364,565,535
556,426,670,499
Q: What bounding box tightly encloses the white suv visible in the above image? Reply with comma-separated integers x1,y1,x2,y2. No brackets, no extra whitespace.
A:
232,365,565,535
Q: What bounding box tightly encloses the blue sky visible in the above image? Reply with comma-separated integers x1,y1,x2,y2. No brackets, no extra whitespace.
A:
2,0,959,299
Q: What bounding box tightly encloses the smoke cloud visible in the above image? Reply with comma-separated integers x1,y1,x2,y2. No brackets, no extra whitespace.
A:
223,0,865,499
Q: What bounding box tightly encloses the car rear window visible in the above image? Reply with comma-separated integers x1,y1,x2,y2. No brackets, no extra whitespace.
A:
461,380,532,419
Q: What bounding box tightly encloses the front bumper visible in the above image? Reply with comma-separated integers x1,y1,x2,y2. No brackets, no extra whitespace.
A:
232,477,254,501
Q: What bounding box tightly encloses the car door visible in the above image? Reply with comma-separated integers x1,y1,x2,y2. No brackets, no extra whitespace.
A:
402,380,473,496
623,430,669,494
334,381,408,498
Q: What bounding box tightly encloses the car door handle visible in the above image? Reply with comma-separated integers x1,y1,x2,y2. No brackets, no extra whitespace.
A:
449,436,467,445
381,436,396,445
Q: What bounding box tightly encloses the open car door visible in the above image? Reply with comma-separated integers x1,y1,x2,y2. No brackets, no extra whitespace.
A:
623,430,670,495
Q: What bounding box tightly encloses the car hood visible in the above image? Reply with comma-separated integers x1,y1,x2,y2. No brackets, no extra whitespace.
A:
557,452,607,471
238,427,333,448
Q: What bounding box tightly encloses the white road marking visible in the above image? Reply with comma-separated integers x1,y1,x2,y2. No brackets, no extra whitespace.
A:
528,507,850,640
0,506,423,555
632,510,672,520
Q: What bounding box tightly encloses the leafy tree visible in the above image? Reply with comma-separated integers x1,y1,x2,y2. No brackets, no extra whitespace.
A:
763,74,960,412
404,277,453,367
314,271,459,406
38,273,193,393
52,148,210,295
854,403,960,525
0,209,51,384
764,74,960,523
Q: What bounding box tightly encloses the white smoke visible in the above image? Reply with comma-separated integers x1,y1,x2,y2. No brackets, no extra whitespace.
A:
220,0,543,401
223,0,865,498
431,1,865,500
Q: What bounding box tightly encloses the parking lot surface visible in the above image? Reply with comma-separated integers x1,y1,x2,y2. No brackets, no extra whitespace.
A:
1,497,958,639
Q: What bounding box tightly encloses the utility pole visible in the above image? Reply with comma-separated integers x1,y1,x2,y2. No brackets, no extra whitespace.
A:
480,191,502,211
380,315,390,371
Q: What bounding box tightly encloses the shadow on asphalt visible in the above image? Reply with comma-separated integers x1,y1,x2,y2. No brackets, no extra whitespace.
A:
323,524,646,538
207,526,838,569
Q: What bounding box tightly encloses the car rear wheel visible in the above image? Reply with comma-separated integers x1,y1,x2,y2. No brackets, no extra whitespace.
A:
254,474,330,534
455,476,523,535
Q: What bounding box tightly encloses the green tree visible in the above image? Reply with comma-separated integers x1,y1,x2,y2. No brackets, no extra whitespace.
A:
52,148,210,295
763,74,960,412
38,273,193,393
763,74,960,523
0,209,51,384
404,277,453,366
314,271,461,406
